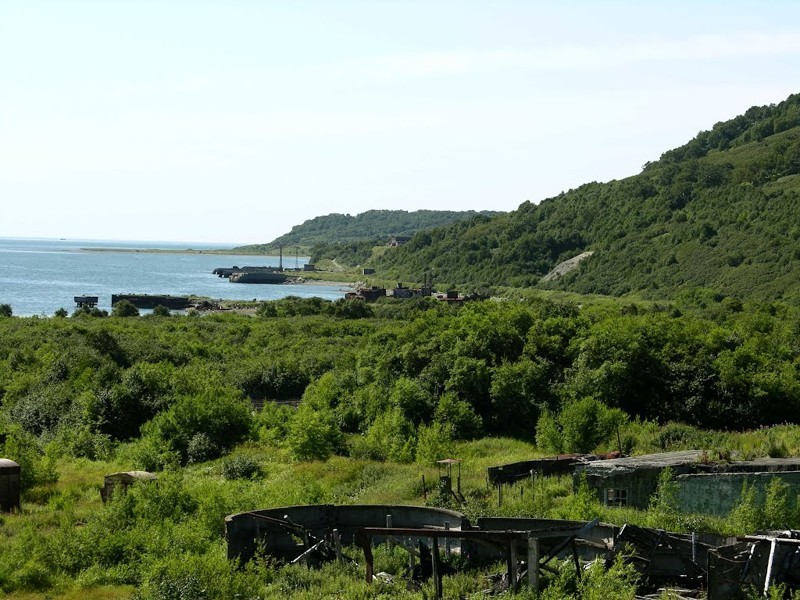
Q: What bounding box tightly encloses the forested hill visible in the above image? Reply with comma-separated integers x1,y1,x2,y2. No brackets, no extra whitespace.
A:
375,93,800,302
234,209,501,252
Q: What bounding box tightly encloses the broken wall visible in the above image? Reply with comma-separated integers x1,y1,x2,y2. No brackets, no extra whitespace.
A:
225,504,468,563
677,471,800,516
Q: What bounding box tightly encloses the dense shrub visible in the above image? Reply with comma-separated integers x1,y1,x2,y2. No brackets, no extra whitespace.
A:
112,300,140,318
287,405,343,461
143,389,253,464
221,455,262,480
536,398,627,454
351,407,416,463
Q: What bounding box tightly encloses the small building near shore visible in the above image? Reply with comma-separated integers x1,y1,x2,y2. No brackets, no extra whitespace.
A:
345,286,386,301
0,459,20,511
576,451,800,516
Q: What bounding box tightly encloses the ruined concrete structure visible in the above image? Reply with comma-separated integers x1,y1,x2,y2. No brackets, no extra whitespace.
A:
708,532,800,598
225,503,800,597
100,471,157,503
0,459,20,512
226,504,467,564
576,451,800,515
487,452,622,486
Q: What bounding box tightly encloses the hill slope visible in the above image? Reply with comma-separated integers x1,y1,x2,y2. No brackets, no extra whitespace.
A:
234,209,501,252
374,93,800,301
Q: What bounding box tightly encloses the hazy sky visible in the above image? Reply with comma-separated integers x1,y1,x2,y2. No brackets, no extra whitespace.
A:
2,1,800,245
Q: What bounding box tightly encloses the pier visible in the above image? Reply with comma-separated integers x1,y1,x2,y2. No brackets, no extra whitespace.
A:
111,294,196,310
74,296,99,309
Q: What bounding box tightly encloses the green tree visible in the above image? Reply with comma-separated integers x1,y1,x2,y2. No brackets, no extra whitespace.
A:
489,359,548,435
535,408,564,453
433,392,482,440
763,477,794,530
415,422,455,466
559,397,627,454
288,405,343,461
352,406,416,463
389,377,434,425
112,300,140,317
0,303,12,317
151,305,171,317
143,388,252,464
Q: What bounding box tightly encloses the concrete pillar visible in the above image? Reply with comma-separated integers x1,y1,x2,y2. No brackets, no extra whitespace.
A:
528,534,540,591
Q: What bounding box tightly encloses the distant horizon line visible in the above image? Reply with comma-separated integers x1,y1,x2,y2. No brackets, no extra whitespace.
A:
0,235,256,248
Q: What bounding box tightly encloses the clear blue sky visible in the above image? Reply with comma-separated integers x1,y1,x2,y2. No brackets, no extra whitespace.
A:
2,1,799,244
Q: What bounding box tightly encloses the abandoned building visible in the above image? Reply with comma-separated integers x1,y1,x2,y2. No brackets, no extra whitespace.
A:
224,503,799,598
487,452,622,486
344,286,386,301
388,235,411,247
226,504,468,564
100,470,158,503
0,458,20,512
575,450,800,515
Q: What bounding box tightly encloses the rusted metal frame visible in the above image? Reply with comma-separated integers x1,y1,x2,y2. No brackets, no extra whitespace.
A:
571,541,582,581
640,529,664,586
432,534,443,599
290,539,328,565
247,512,312,537
354,529,374,583
355,525,595,596
375,532,424,560
763,538,778,596
357,525,592,540
540,534,578,567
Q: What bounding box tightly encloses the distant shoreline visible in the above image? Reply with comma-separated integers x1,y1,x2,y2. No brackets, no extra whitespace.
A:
80,247,285,257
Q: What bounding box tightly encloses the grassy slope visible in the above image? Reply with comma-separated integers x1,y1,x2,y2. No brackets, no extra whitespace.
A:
373,95,800,301
5,423,800,598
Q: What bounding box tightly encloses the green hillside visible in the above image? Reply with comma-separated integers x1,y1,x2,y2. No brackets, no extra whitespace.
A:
234,209,501,253
374,93,800,301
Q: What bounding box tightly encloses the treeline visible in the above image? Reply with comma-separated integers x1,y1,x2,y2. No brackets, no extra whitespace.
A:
2,294,799,472
373,93,800,301
234,209,501,252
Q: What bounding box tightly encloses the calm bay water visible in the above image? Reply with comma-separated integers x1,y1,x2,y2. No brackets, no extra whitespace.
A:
0,238,348,316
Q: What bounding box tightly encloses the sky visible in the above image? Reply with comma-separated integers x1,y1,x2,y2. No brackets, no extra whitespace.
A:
2,1,800,245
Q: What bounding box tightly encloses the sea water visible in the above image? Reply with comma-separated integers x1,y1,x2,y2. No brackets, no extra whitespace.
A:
0,238,348,316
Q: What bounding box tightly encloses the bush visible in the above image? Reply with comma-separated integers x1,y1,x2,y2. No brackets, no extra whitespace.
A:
0,425,58,490
221,455,262,480
151,305,171,317
433,393,482,440
537,397,628,455
186,433,218,464
536,408,564,454
287,405,343,461
559,397,627,453
123,435,181,472
112,300,140,317
646,467,681,530
728,481,762,534
416,422,455,466
144,388,253,464
351,407,416,463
